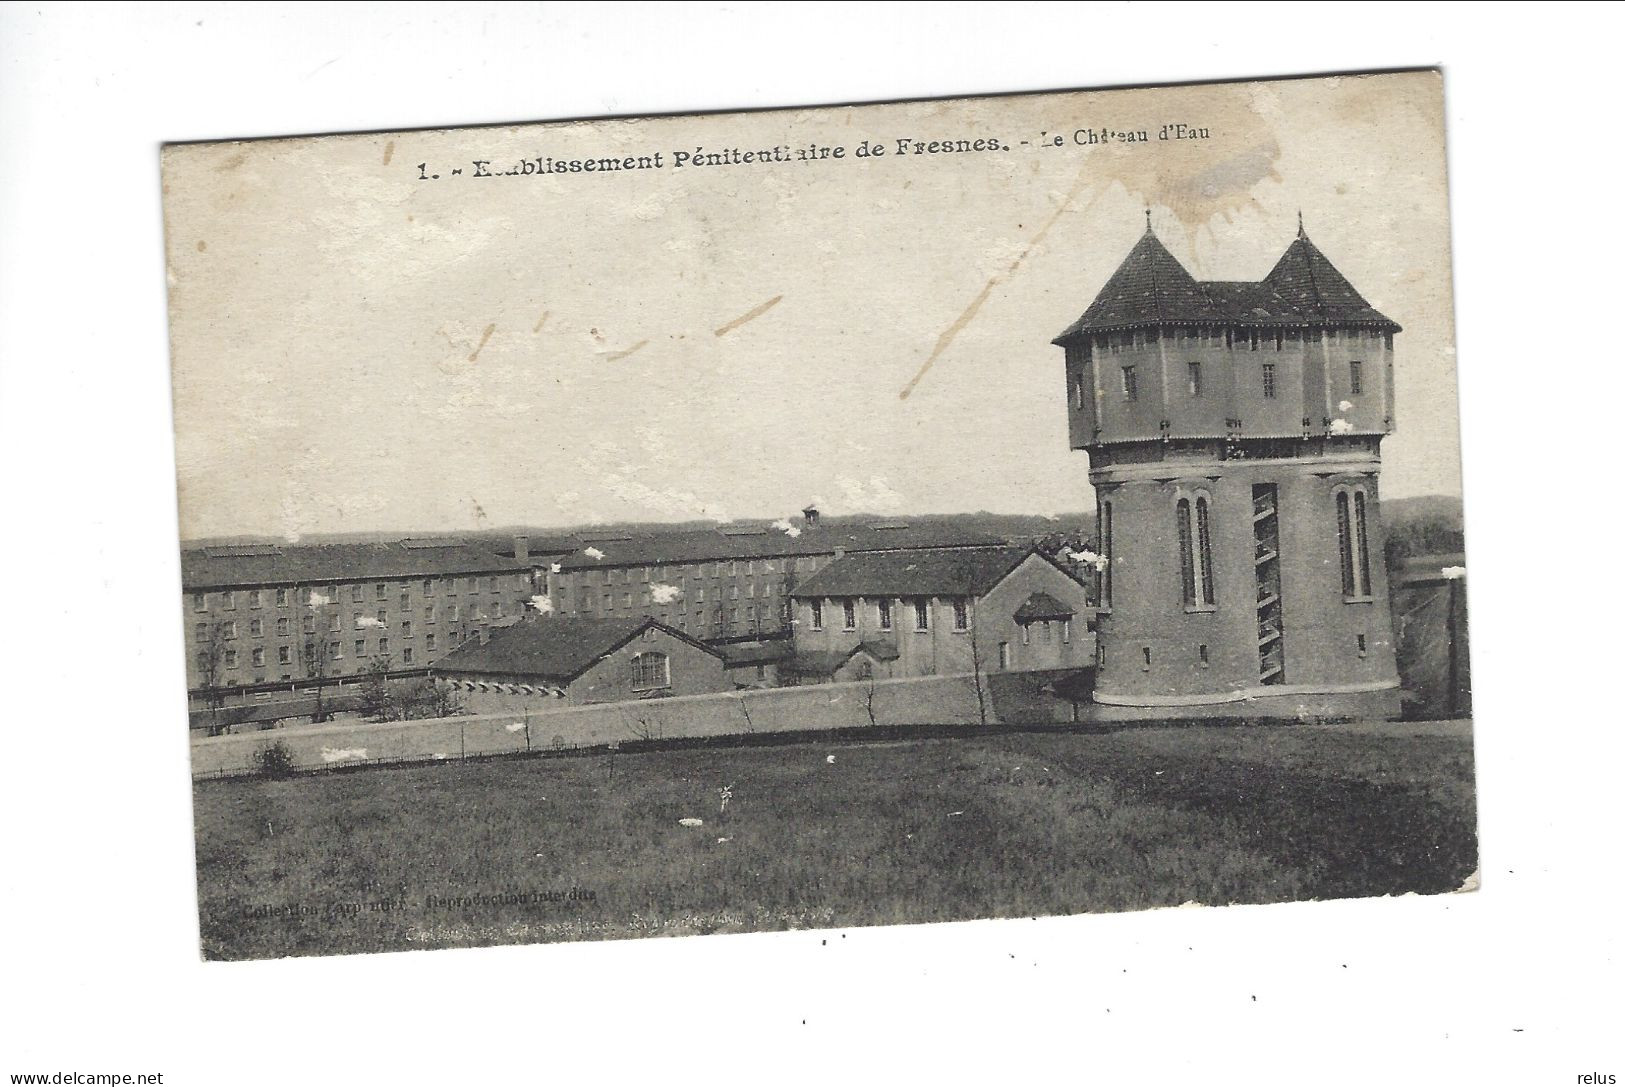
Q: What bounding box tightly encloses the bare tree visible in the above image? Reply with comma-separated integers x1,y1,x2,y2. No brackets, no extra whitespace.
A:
966,593,989,728
195,621,231,734
359,655,394,720
303,634,332,723
861,664,880,728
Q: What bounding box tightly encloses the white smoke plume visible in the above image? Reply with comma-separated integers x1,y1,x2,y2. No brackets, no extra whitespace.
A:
650,583,682,605
529,595,555,614
583,546,605,561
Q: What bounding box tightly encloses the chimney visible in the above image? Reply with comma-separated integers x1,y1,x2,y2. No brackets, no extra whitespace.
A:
801,504,820,528
513,534,530,565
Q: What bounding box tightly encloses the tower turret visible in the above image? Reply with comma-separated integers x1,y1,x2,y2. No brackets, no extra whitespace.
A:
1053,219,1403,718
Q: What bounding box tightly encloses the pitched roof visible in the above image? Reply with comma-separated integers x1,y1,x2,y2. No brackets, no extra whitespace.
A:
1054,223,1400,341
552,520,1006,572
790,546,1041,599
180,540,529,590
433,616,720,681
782,640,898,677
1261,231,1400,330
1053,228,1223,340
1013,592,1076,622
715,639,796,667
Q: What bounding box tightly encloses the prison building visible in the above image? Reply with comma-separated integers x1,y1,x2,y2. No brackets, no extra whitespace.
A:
432,615,730,713
180,538,535,700
534,513,1007,644
1052,217,1404,718
786,546,1096,684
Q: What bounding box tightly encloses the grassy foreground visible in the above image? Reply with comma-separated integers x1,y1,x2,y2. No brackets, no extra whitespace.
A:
193,720,1476,960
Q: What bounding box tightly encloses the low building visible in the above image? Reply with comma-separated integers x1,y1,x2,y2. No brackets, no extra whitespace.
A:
432,615,730,713
714,637,795,688
788,546,1096,682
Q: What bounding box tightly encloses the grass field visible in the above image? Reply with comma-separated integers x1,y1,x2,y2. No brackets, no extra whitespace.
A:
192,719,1477,960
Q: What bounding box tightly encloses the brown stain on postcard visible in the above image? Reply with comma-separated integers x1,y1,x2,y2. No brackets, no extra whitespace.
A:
714,295,782,337
468,323,495,363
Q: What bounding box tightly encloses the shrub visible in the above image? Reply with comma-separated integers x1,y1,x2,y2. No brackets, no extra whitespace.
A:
254,740,298,778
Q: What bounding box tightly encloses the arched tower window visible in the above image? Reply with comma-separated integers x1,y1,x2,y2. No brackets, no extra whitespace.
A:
1335,486,1373,599
631,651,670,691
1176,494,1217,609
1098,498,1113,610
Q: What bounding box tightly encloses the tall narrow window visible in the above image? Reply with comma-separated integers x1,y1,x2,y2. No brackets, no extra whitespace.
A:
810,600,823,631
1121,365,1138,402
1099,500,1113,610
842,599,856,631
1177,496,1217,608
1336,488,1372,598
952,600,969,631
878,598,892,631
1261,363,1277,399
1349,360,1363,395
913,600,930,632
1187,361,1202,397
1354,490,1372,596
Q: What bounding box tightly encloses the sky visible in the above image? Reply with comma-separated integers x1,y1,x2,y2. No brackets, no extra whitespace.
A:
163,71,1461,541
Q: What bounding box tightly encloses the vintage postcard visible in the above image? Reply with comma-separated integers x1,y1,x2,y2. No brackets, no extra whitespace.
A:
164,69,1474,961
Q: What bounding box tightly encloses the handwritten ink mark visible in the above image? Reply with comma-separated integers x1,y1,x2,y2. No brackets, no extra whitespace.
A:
532,311,550,334
468,324,495,363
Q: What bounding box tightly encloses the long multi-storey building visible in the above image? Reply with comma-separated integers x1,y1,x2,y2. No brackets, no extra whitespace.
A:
1053,218,1405,718
532,514,1008,643
180,539,535,698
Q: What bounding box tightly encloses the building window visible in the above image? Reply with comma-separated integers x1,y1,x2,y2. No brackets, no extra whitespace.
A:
1262,363,1276,399
878,598,892,631
1349,360,1363,395
251,647,265,667
223,620,237,639
1021,623,1030,645
221,591,235,611
400,591,410,610
631,651,670,691
424,606,434,622
1356,633,1368,657
492,603,503,619
1199,643,1209,666
376,609,386,624
1121,365,1138,402
952,599,968,631
810,601,823,631
303,615,315,634
1099,499,1113,610
224,650,238,669
402,647,414,664
913,600,930,632
249,618,263,637
1187,361,1202,397
376,583,388,600
355,639,366,657
248,590,262,609
1176,495,1217,608
1141,646,1152,670
842,599,856,631
402,620,413,637
1040,621,1052,643
423,579,435,595
193,593,206,612
277,646,291,665
378,637,389,654
998,642,1011,670
1336,487,1374,599
1062,620,1071,643
194,622,206,641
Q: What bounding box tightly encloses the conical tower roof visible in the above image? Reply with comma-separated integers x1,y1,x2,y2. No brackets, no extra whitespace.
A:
1262,227,1400,330
1053,224,1223,342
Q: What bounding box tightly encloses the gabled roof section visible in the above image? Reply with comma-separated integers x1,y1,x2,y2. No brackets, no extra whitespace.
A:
1053,226,1222,341
433,616,721,682
1262,229,1400,331
790,546,1048,599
